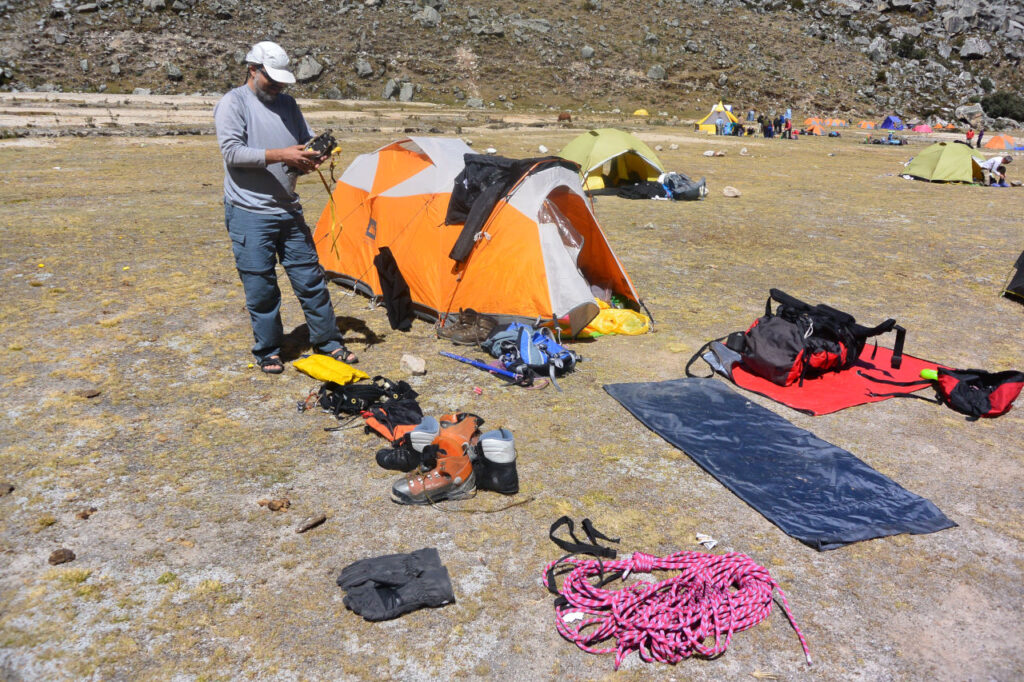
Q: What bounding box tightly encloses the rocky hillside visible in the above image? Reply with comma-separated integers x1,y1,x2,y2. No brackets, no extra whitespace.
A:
1,0,1021,124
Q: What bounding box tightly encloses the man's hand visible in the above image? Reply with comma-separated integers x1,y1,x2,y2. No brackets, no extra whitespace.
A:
267,145,321,174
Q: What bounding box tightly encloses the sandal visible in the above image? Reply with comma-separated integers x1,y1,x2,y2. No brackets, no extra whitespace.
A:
326,345,358,365
258,355,285,374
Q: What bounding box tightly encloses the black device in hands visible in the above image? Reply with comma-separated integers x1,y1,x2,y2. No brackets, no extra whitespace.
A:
287,129,338,174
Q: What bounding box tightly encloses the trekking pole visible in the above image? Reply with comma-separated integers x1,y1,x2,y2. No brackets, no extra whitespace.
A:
439,351,532,386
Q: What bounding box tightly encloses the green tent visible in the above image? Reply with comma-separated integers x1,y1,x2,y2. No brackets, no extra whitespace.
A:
558,128,665,191
904,142,983,183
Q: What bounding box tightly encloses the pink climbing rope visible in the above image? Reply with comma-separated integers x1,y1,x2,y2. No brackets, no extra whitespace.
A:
542,550,812,669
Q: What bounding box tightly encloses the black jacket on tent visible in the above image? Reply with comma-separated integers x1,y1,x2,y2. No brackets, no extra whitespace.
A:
1004,251,1024,304
445,154,579,263
604,377,956,550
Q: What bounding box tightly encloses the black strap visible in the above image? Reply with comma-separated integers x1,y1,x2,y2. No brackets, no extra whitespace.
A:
891,325,906,369
545,517,621,604
856,370,932,388
684,335,731,379
548,516,619,558
866,390,942,404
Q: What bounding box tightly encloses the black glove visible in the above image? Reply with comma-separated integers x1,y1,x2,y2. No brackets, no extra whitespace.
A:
336,547,442,589
343,567,455,621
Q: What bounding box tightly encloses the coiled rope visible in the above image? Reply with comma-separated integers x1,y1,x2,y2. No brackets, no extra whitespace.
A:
543,550,812,669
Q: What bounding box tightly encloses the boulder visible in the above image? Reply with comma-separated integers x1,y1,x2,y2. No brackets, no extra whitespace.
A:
868,36,888,63
581,46,595,59
466,97,484,108
959,38,991,60
383,78,398,99
398,82,414,102
419,6,441,27
354,57,373,78
165,63,182,81
955,102,985,124
294,55,322,82
647,64,666,80
942,12,967,35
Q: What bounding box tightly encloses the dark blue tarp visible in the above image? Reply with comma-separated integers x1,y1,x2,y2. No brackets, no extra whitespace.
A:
604,378,956,550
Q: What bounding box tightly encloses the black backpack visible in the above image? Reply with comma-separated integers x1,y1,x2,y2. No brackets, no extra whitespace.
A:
730,289,905,386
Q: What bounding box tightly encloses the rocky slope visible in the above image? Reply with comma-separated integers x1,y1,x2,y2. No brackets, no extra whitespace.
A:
0,0,1021,123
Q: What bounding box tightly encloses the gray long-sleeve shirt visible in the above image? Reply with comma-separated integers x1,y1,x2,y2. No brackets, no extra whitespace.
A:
214,84,313,213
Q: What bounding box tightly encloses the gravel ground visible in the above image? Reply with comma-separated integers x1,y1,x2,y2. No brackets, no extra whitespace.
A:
1,100,1022,681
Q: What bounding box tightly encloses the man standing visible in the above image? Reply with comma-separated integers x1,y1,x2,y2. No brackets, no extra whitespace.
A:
214,41,357,374
976,128,985,149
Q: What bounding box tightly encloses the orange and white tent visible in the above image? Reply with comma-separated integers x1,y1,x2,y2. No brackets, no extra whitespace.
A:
804,117,822,126
858,120,876,129
983,133,1016,150
804,124,825,135
312,137,642,335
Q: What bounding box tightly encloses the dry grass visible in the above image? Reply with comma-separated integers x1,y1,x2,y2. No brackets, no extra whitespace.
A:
1,111,1022,681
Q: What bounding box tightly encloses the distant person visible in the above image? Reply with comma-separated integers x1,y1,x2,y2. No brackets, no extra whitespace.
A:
782,118,793,139
966,129,975,145
214,41,358,374
976,128,985,149
977,155,1011,185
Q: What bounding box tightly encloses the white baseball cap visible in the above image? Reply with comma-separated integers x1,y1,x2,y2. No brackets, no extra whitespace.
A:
244,41,296,84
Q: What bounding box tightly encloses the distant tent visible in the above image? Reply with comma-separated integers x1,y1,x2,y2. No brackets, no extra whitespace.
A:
1003,251,1024,304
945,123,958,130
633,109,650,117
558,128,665,192
983,133,1016,150
696,101,739,134
912,124,934,133
903,142,983,183
804,117,822,126
880,115,905,130
804,124,825,136
858,120,876,129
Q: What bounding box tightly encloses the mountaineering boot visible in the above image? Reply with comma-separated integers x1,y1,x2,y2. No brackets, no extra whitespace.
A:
408,416,440,453
376,417,443,472
391,413,483,505
375,445,421,472
474,428,519,494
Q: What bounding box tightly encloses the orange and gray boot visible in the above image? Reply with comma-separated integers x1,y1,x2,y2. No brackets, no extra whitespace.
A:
391,413,483,505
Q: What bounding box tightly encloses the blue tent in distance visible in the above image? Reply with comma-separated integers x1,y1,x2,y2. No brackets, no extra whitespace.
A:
879,115,904,130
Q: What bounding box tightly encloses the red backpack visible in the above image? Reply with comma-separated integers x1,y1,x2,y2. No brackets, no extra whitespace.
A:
867,368,1024,420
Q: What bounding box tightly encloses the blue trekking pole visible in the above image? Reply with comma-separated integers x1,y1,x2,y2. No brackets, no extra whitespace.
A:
439,351,533,386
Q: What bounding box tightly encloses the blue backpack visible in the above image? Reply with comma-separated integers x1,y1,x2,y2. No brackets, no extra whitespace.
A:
481,323,580,389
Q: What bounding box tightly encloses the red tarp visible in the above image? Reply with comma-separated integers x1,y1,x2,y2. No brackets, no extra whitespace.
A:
730,345,942,415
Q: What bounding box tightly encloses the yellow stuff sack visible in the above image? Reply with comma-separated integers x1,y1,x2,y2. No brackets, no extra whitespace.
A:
292,355,369,385
580,299,651,337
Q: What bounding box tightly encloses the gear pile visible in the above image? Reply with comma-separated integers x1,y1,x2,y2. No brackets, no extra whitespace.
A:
377,412,519,505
